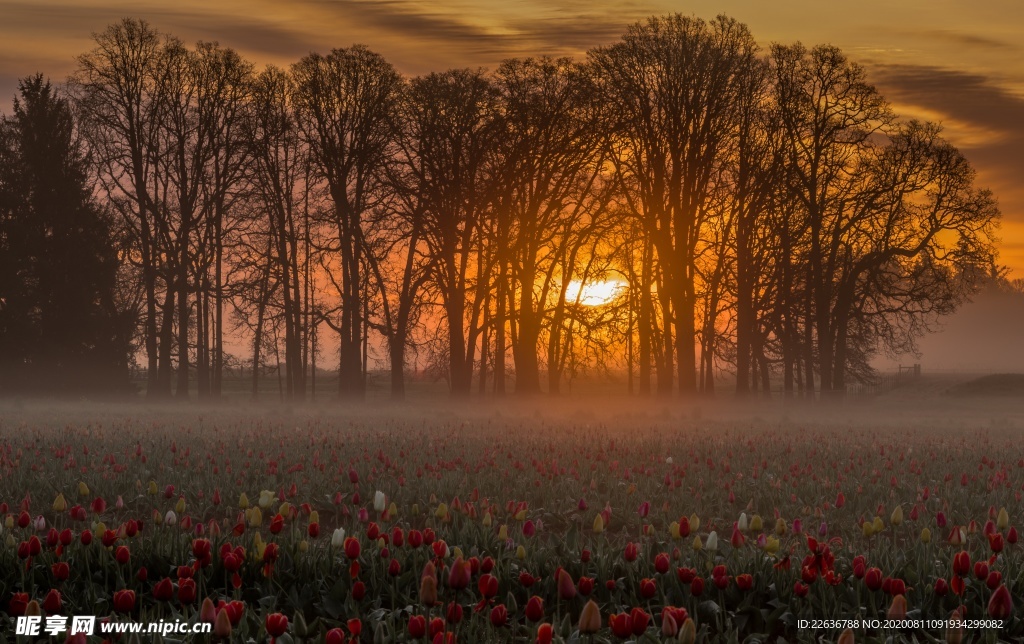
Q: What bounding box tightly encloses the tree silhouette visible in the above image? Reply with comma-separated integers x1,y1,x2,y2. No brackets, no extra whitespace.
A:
0,75,133,393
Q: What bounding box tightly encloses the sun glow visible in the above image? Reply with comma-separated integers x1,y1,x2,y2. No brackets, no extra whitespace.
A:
564,279,626,306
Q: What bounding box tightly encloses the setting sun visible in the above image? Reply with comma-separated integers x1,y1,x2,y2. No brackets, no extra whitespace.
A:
564,279,626,306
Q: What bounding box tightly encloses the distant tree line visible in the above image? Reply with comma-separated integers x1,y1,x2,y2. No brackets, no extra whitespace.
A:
0,15,1000,399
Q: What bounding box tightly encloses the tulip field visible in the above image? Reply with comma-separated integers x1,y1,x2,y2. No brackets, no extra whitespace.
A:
0,401,1022,643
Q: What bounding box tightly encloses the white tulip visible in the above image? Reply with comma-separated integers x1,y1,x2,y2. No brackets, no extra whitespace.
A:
738,512,748,533
706,530,719,551
374,491,386,513
331,528,346,548
164,510,177,526
259,490,276,509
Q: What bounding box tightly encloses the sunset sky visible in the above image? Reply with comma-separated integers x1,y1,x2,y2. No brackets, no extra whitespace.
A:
2,0,1023,274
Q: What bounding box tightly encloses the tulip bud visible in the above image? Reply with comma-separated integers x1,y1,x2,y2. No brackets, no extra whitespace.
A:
887,595,907,620
52,493,67,513
592,514,604,534
578,599,601,634
689,514,700,531
920,527,931,543
678,618,696,644
214,607,232,639
750,515,763,532
706,531,718,551
78,482,90,497
891,506,903,526
997,507,1009,531
374,491,386,513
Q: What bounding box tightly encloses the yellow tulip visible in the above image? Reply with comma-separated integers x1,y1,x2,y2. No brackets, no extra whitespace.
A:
411,503,420,516
862,521,874,538
764,536,780,554
516,545,526,561
514,508,527,521
482,512,493,528
148,481,158,496
890,506,903,526
52,493,67,513
873,516,884,533
388,502,398,519
78,482,90,497
258,490,275,509
239,493,250,509
920,527,932,544
278,502,291,518
997,507,1009,531
453,546,464,559
5,534,15,547
248,507,263,528
689,514,700,532
152,509,163,526
750,515,763,532
4,515,12,530
775,518,787,536
435,503,448,519
670,521,681,540
298,540,309,553
498,524,508,540
593,514,604,534
309,510,319,525
692,535,703,551
379,538,387,550
175,497,186,515
678,618,696,644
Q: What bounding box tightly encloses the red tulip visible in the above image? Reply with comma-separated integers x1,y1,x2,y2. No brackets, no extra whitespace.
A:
986,570,1003,590
536,623,553,644
794,581,809,597
42,589,62,614
974,561,989,581
113,589,135,613
988,585,1013,619
654,552,670,574
8,592,28,616
325,628,344,644
445,602,463,625
51,561,69,581
578,576,594,596
347,618,362,637
736,574,754,591
630,607,650,635
690,577,705,596
934,578,949,596
478,573,498,599
623,542,638,562
864,567,883,591
408,614,427,639
178,578,196,604
265,612,288,638
525,596,544,622
489,603,507,626
115,545,130,565
989,533,1004,553
344,537,360,560
609,613,633,639
153,577,174,601
640,577,657,599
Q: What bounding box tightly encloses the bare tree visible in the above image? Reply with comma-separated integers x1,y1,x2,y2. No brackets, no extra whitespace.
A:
291,46,403,399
